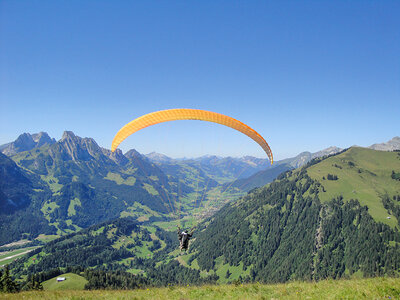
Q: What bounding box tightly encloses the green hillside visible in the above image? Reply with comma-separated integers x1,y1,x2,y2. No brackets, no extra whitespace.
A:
307,147,400,227
42,273,87,290
189,147,400,283
10,218,176,278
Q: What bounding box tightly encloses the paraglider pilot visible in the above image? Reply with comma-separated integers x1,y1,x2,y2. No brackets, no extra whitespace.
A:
177,226,194,251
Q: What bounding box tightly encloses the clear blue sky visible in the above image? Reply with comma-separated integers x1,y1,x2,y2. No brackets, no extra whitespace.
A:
1,1,399,160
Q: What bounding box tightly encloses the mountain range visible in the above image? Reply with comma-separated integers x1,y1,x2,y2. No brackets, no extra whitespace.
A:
0,132,399,248
0,131,178,244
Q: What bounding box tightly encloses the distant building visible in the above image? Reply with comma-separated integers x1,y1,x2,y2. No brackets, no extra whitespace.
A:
387,216,391,219
57,277,66,282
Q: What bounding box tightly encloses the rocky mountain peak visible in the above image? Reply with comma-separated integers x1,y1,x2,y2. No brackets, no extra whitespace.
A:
369,136,400,151
14,133,36,149
145,152,173,163
102,148,129,166
125,149,143,159
58,131,102,161
311,146,343,159
0,132,55,156
60,131,77,142
32,132,56,147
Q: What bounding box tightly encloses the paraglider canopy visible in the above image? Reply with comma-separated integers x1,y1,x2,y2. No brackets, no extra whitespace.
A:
111,108,273,164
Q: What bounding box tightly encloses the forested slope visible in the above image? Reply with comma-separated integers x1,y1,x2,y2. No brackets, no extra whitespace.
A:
190,148,400,283
9,217,218,289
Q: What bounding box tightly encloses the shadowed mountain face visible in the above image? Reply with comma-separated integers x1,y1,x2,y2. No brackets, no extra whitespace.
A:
0,153,32,213
0,152,54,244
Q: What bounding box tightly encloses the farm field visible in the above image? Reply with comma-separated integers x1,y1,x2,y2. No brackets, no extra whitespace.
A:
0,247,38,266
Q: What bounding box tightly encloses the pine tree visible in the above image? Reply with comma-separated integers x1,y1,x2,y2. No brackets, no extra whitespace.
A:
26,275,43,291
0,268,3,291
1,265,19,293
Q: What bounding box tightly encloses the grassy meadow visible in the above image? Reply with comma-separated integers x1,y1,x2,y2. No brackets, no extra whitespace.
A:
42,273,88,291
307,147,400,227
1,277,399,299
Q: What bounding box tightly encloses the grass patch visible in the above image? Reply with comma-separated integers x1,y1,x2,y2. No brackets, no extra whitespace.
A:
143,183,159,195
126,268,145,275
212,256,249,283
2,277,399,299
91,226,105,236
120,202,161,221
104,172,136,186
35,234,59,242
134,242,153,259
41,201,59,221
67,197,81,217
40,175,63,192
42,273,88,291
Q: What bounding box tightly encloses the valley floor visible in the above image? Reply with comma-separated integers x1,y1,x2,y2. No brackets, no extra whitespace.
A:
1,277,399,300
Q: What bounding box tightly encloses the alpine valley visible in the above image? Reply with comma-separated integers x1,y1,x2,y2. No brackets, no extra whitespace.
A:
0,131,349,245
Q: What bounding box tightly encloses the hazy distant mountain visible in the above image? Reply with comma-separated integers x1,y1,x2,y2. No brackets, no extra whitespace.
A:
369,136,400,151
146,153,269,184
146,152,174,163
277,146,343,169
230,146,343,191
0,132,55,156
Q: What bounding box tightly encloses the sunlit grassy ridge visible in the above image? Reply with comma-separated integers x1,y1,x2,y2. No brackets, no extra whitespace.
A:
307,147,400,227
1,277,399,299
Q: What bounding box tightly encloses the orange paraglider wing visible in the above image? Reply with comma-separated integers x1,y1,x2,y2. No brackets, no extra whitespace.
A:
111,108,273,164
